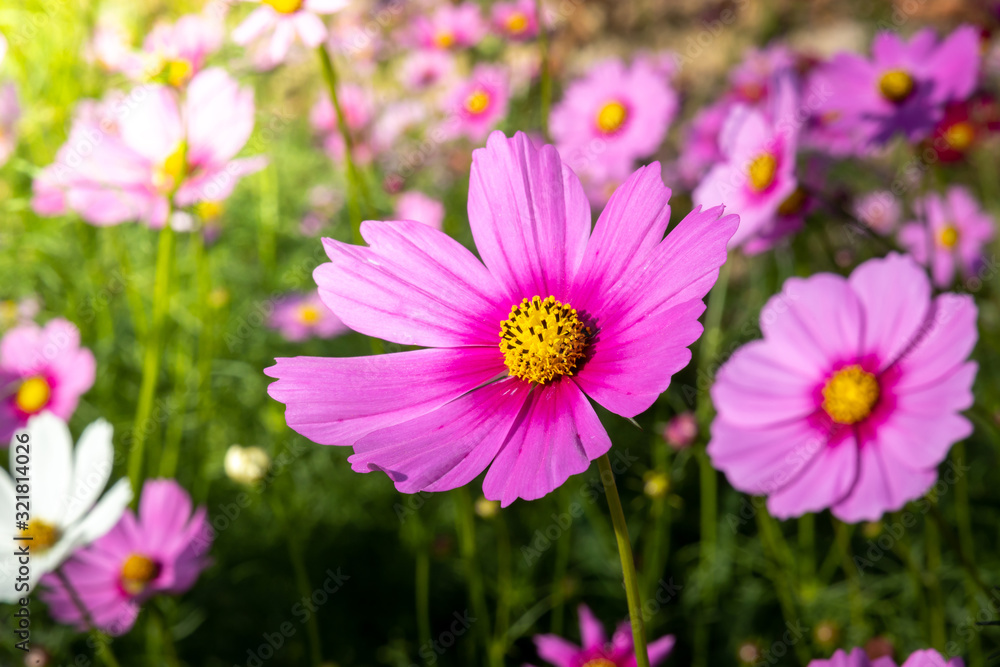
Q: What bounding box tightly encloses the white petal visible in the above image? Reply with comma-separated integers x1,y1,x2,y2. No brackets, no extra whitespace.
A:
63,419,114,527
72,478,132,544
26,412,74,525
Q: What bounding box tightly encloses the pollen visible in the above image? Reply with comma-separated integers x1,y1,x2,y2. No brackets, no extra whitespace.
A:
154,143,187,192
166,59,193,87
505,12,529,34
20,519,61,553
938,224,959,248
500,296,590,385
878,69,915,103
15,376,51,415
944,121,975,151
464,90,491,115
596,101,628,134
264,0,303,13
121,554,161,596
747,153,777,192
582,660,616,667
298,304,321,324
434,31,455,49
822,365,880,425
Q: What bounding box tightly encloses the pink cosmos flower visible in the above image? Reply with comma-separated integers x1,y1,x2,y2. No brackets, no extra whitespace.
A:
40,479,211,636
708,253,978,522
232,0,348,67
37,68,264,228
693,75,800,249
444,65,510,142
664,412,698,449
0,82,19,167
812,26,980,146
853,190,901,235
678,98,732,188
531,604,675,667
395,190,445,230
898,186,995,287
400,50,456,90
551,58,679,186
0,319,95,443
729,44,797,105
269,291,349,342
809,647,963,667
138,12,223,87
491,0,538,41
409,2,485,51
265,131,738,506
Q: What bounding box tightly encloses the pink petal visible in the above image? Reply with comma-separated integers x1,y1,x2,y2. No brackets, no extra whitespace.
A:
268,19,296,64
534,634,582,667
925,25,980,104
577,604,606,649
894,293,977,391
866,399,972,476
232,6,274,45
293,12,328,47
314,221,508,347
468,131,591,302
138,479,192,555
265,347,505,446
646,634,676,667
348,378,529,493
767,436,859,519
832,439,937,523
482,378,610,507
119,86,183,163
184,68,256,168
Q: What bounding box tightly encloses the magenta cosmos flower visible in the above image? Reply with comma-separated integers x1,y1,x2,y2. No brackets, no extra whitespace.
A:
551,58,679,187
40,479,211,636
813,26,980,146
266,131,738,506
898,186,995,287
531,604,675,667
708,253,977,522
444,65,510,142
138,12,223,87
492,0,538,41
810,648,962,667
269,290,349,342
395,190,445,231
233,0,347,66
0,319,95,443
410,2,485,51
693,75,800,249
36,68,263,228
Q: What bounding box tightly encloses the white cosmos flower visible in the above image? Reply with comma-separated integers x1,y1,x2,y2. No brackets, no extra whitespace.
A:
0,411,132,601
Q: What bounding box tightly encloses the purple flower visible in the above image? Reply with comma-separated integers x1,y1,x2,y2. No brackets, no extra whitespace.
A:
809,647,963,667
532,604,675,667
269,291,349,342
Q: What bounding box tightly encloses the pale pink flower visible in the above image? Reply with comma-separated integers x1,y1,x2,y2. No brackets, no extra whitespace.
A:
443,64,510,142
395,191,445,230
232,0,348,67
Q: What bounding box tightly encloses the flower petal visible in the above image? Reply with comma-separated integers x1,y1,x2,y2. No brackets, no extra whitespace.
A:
265,347,505,447
483,378,611,507
534,634,582,667
71,478,133,545
184,68,256,168
63,419,114,526
468,131,591,301
578,604,606,649
24,412,73,525
767,436,859,519
893,293,977,392
832,440,937,523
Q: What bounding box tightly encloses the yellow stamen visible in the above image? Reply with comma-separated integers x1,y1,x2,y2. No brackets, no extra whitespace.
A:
195,201,224,221
464,90,491,115
878,69,915,103
777,186,808,216
582,660,617,667
298,304,321,324
938,225,959,248
264,0,303,13
434,31,455,49
154,143,187,192
747,153,777,192
596,101,628,134
943,121,974,151
120,554,161,596
166,59,193,88
20,519,61,554
822,365,880,425
15,377,51,415
505,12,529,34
500,295,589,385
643,471,670,499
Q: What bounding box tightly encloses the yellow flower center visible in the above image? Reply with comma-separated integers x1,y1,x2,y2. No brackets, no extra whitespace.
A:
878,69,915,103
821,365,880,425
747,153,777,192
643,471,670,499
582,660,617,667
777,186,808,216
195,200,224,221
465,90,491,115
154,143,187,192
938,224,959,248
264,0,303,13
166,59,193,87
596,101,628,134
120,554,161,596
20,519,61,554
944,121,975,151
500,296,589,385
505,12,529,34
434,31,455,49
298,304,321,324
15,376,51,414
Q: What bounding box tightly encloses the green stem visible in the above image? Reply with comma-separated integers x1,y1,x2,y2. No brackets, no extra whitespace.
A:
455,488,494,666
150,603,181,667
128,223,175,499
833,519,865,637
925,514,947,652
273,497,323,667
597,453,649,667
535,0,551,138
193,228,215,504
798,514,815,582
317,44,367,243
758,510,810,665
55,569,122,667
550,486,571,635
491,513,512,664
